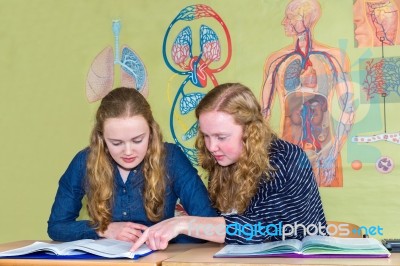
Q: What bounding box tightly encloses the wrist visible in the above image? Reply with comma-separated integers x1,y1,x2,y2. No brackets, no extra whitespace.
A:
174,216,192,235
96,227,108,238
96,230,104,238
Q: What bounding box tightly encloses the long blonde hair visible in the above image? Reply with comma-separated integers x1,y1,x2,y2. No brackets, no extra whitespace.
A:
86,87,166,232
195,83,276,214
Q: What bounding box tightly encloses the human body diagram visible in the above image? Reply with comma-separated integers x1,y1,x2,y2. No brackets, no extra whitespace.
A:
261,0,355,187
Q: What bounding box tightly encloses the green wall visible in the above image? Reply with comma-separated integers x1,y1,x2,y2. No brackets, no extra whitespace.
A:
0,0,399,242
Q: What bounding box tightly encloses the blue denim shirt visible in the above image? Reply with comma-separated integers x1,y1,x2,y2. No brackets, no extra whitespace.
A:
47,142,217,242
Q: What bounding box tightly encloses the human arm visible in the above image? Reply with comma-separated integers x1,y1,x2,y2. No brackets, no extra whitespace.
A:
47,149,99,241
130,216,225,251
261,55,277,119
130,143,221,250
167,143,217,218
278,140,327,238
222,140,327,245
261,52,287,119
319,55,355,183
98,222,148,243
48,149,150,242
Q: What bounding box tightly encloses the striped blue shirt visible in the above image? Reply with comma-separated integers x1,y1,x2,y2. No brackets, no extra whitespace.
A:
222,138,327,244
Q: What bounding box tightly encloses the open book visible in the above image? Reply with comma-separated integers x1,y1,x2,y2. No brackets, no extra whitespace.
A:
214,235,391,258
0,239,153,260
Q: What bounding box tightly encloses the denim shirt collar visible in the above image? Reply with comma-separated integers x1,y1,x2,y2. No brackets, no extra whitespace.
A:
113,161,144,186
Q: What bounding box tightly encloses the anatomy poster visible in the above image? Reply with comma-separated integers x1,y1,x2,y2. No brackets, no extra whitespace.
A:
162,4,232,166
354,0,400,47
86,20,149,102
261,0,354,187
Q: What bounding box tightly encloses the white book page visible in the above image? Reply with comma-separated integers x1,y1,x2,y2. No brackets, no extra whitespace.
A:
72,239,151,258
0,239,151,258
0,242,60,257
52,239,95,255
0,239,97,257
215,239,302,256
302,236,388,251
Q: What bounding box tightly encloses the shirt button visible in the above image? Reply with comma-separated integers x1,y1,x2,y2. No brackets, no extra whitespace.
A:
123,212,127,216
133,170,137,174
123,189,126,193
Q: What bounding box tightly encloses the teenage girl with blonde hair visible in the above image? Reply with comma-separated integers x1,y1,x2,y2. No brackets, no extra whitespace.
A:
48,87,216,242
131,83,326,250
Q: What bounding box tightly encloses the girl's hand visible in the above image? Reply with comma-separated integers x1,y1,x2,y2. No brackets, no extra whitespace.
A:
98,222,148,243
130,217,185,251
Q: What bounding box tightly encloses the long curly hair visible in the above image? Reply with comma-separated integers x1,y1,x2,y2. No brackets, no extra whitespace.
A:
195,83,276,214
86,87,166,232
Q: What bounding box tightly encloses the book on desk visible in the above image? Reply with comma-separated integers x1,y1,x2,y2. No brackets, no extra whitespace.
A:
0,238,153,260
214,235,391,258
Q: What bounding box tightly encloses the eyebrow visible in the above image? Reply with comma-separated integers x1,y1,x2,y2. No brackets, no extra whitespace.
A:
107,133,146,141
201,132,230,137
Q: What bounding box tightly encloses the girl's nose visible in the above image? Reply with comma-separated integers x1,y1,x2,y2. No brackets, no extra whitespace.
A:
124,143,133,155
